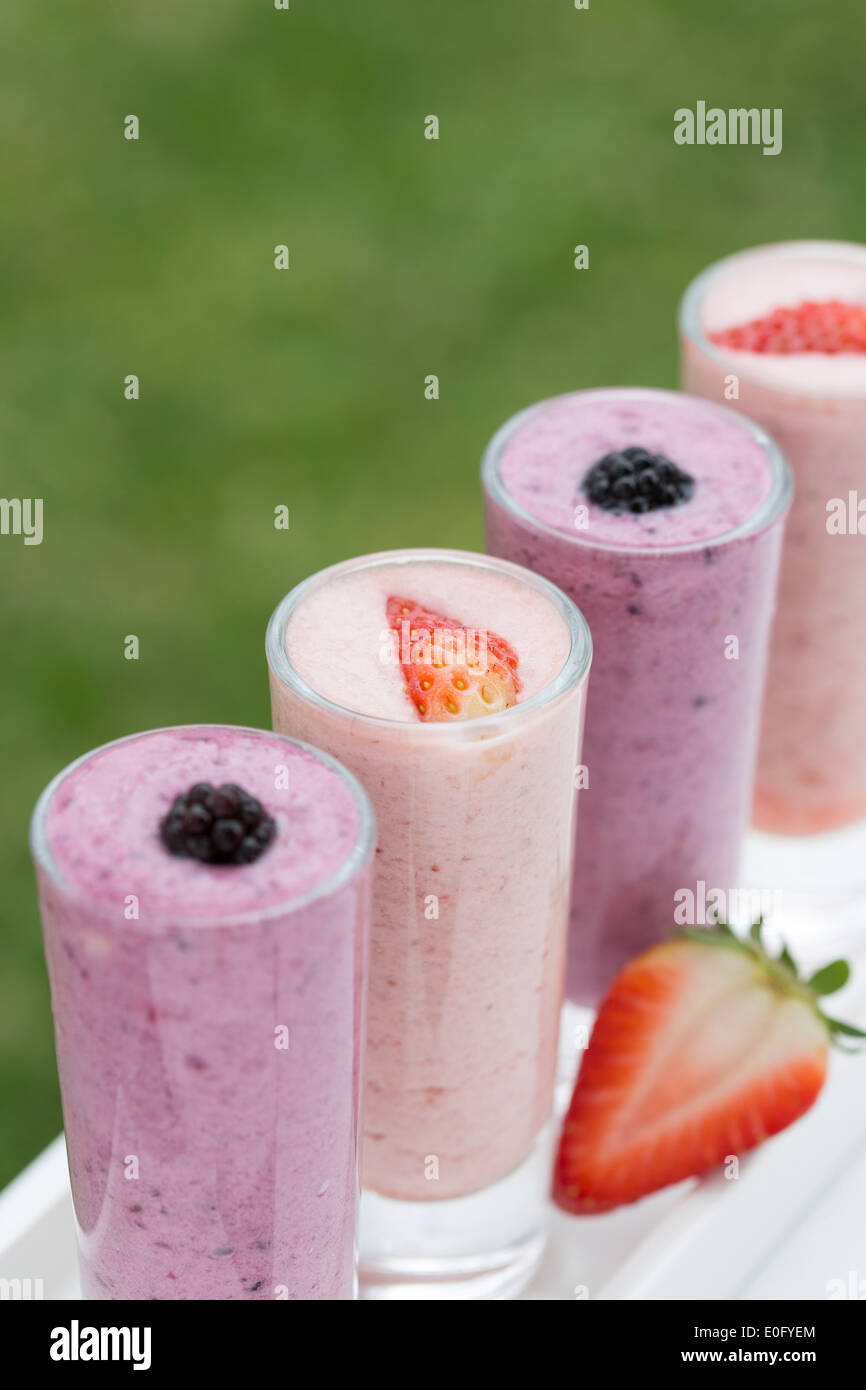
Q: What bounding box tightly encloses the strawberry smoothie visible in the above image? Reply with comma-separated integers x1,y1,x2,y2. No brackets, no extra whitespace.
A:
483,389,791,1004
31,725,374,1300
681,241,866,833
267,550,591,1295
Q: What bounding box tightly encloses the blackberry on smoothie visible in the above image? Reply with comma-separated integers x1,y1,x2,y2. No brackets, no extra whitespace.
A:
483,388,792,1004
31,725,374,1300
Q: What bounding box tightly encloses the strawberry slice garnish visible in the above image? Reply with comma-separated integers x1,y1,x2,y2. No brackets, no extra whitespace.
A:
709,299,866,354
554,920,865,1215
386,595,521,722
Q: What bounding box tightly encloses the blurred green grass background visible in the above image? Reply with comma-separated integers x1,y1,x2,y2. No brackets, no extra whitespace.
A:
1,0,864,1184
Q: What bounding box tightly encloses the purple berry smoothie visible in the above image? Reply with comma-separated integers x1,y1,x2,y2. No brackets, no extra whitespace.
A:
30,725,374,1300
483,389,792,1003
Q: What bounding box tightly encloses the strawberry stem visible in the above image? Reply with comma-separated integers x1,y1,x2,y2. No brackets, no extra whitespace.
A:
674,920,866,1050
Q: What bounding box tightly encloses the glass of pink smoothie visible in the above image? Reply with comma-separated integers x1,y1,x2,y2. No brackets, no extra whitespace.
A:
30,725,374,1300
482,388,792,1006
266,549,591,1299
681,241,866,836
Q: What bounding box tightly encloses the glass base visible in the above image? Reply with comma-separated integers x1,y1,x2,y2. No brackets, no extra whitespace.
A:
358,1130,551,1300
744,817,866,905
741,820,866,967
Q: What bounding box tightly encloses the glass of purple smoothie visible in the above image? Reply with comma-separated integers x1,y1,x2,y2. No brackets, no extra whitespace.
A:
30,724,374,1300
482,388,792,1007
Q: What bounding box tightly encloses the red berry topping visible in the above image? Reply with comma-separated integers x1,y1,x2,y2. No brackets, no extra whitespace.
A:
709,299,866,354
386,595,521,722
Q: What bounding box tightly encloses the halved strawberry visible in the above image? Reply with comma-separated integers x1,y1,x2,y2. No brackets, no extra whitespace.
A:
709,299,866,354
554,921,865,1215
386,595,521,722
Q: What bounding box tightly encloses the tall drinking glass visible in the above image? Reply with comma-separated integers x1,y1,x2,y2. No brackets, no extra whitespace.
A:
483,388,792,1006
267,549,591,1298
31,724,374,1300
681,241,866,838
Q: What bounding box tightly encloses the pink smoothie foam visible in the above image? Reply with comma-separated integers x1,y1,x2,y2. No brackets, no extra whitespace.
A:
682,242,866,832
268,550,590,1201
484,389,790,1003
32,726,373,1300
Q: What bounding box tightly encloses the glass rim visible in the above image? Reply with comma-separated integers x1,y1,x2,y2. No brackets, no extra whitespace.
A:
679,239,866,401
266,547,592,737
481,385,793,557
29,723,377,927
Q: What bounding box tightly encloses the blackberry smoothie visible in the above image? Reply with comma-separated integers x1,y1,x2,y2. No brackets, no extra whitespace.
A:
483,389,791,1004
31,725,374,1300
681,241,866,832
267,550,591,1298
